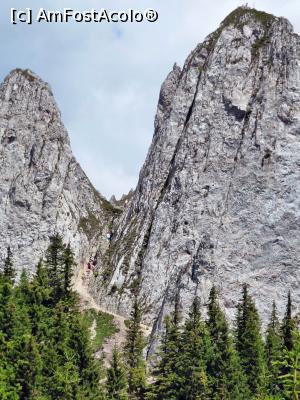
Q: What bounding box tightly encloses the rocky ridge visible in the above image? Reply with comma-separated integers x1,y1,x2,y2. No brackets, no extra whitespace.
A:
0,68,120,274
0,6,299,354
89,7,300,348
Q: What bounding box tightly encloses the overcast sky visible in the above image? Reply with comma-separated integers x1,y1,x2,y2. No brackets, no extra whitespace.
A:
1,0,300,199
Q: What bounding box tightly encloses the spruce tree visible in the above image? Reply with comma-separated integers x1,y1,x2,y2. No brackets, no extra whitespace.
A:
282,291,296,351
178,297,211,400
276,331,300,400
17,269,31,297
0,237,106,399
206,286,248,399
67,309,103,399
235,284,265,396
107,347,128,400
0,277,16,338
35,259,49,288
124,297,146,399
45,234,65,301
30,260,52,337
13,334,43,399
147,294,183,400
63,244,74,297
265,302,282,395
225,341,250,400
0,360,19,399
147,314,181,400
3,247,16,284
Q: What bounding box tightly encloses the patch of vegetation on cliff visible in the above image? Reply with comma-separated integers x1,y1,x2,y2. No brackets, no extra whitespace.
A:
82,309,118,352
221,7,275,30
101,198,122,217
79,210,102,240
90,184,122,220
14,68,36,82
221,7,275,61
202,7,275,58
251,34,270,58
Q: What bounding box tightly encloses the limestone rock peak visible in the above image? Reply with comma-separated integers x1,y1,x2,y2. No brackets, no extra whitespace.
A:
89,7,300,350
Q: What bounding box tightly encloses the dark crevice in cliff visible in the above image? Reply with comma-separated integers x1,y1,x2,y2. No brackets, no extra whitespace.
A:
28,144,36,168
223,96,247,121
156,70,204,205
220,59,264,225
146,286,169,358
261,149,272,167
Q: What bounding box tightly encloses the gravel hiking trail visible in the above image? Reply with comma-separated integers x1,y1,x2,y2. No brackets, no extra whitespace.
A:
74,266,150,366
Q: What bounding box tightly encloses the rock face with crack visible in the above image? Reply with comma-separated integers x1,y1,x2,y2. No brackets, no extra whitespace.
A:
91,8,300,345
1,6,300,353
0,69,118,274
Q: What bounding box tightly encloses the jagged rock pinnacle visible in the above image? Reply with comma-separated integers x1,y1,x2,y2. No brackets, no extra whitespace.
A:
1,7,300,356
0,69,116,273
89,7,300,351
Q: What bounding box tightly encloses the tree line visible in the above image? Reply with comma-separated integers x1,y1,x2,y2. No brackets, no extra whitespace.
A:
0,236,299,399
109,285,300,400
0,236,103,399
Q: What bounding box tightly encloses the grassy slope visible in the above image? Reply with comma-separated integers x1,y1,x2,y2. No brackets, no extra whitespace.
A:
82,309,119,352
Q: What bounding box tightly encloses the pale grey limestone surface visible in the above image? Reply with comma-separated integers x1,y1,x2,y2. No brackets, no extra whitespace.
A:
91,9,300,349
0,69,113,275
1,8,299,353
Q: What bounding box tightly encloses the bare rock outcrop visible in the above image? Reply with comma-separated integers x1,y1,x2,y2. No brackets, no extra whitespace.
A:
1,7,299,354
91,8,300,346
0,69,118,274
